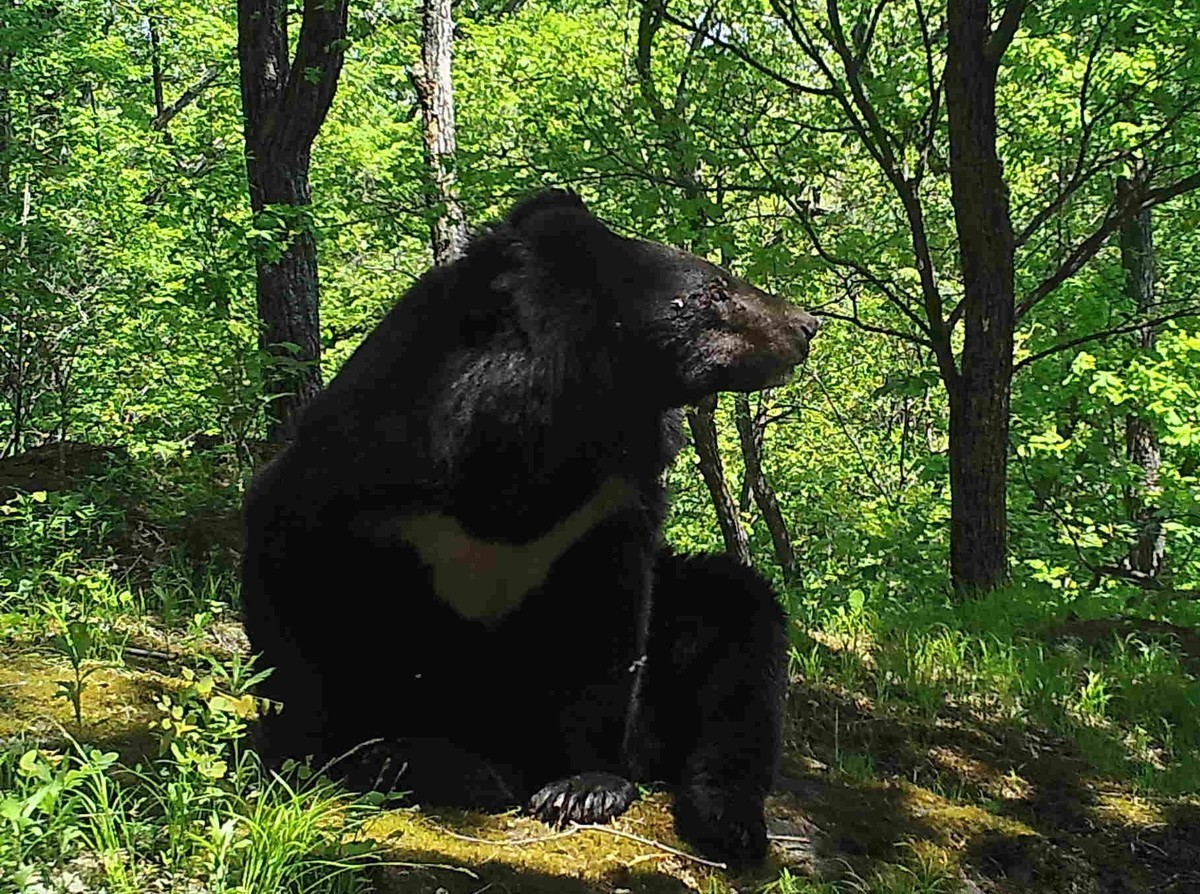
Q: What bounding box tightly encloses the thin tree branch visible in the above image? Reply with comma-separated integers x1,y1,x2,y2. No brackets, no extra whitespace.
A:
911,0,943,183
809,368,896,506
673,2,717,118
1016,91,1200,249
765,0,886,167
853,0,891,70
1019,171,1200,317
813,307,932,347
152,65,224,131
742,135,933,341
1014,307,1200,372
1012,18,1107,247
821,0,947,339
819,0,900,171
273,0,350,151
658,8,835,96
985,0,1028,62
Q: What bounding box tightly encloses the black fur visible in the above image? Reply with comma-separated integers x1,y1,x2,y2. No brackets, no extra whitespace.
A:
241,189,817,868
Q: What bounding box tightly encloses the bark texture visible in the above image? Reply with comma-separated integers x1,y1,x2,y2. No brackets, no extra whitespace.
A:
688,396,752,565
237,0,349,441
735,393,795,577
414,0,468,265
944,0,1016,592
1117,172,1165,579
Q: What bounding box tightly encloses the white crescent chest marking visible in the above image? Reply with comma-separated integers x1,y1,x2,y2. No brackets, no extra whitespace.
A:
397,476,638,624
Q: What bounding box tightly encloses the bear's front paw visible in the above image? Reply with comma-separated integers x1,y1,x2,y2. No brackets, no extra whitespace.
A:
673,785,768,870
528,772,638,827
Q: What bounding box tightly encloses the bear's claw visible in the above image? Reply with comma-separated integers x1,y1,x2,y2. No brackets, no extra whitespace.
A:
528,772,638,827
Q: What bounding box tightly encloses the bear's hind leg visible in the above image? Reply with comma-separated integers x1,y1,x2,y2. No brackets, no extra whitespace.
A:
639,552,787,869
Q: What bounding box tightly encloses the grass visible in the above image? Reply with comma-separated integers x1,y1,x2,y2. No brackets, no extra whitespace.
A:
2,453,1198,892
0,743,378,893
0,482,382,894
786,580,1200,796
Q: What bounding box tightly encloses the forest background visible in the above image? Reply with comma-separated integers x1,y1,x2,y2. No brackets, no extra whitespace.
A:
2,0,1200,891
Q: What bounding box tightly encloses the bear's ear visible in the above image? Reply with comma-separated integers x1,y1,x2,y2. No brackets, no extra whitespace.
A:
502,189,613,267
504,188,589,229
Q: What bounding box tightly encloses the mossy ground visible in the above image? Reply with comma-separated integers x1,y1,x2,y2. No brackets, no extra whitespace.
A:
2,445,1198,892
3,641,1196,893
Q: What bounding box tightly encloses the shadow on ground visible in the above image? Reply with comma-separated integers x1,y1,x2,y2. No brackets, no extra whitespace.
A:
780,674,1200,893
2,646,1198,892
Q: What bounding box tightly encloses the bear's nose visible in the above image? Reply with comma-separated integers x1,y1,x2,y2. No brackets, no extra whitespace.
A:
785,309,819,344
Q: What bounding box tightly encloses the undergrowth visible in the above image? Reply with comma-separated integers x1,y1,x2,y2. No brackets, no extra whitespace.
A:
2,453,1198,893
0,465,382,894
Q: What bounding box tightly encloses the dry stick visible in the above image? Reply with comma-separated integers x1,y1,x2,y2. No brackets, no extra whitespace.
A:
436,826,582,847
434,821,729,870
312,737,387,780
571,823,728,869
124,646,176,661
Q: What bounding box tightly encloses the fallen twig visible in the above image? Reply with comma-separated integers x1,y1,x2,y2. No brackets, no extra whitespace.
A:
570,823,728,869
432,820,729,869
437,826,581,847
124,646,176,661
313,737,387,780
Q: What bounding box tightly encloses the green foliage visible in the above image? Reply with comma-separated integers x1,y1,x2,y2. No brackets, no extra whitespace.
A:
0,497,377,891
1,0,1199,886
0,740,379,894
47,614,103,727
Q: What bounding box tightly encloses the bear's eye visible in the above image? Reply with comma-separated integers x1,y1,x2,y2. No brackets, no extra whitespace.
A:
693,282,729,304
671,281,730,310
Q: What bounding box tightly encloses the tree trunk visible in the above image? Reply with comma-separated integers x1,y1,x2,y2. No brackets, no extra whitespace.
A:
1117,171,1164,579
148,14,168,142
688,395,752,565
237,0,349,441
247,158,324,439
414,0,468,265
944,0,1016,593
0,44,11,195
734,393,796,577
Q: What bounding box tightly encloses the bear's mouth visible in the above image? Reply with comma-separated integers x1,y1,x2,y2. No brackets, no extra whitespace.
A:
763,366,797,388
721,353,807,393
756,339,811,390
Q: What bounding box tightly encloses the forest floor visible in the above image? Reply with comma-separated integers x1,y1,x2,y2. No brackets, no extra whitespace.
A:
2,445,1198,893
3,641,1198,893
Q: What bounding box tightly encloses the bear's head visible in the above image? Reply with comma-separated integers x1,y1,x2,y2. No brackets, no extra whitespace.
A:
502,189,818,407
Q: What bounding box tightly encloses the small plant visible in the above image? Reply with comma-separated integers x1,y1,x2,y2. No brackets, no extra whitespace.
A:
0,745,119,885
46,610,102,727
835,750,878,784
1074,670,1113,724
762,868,839,893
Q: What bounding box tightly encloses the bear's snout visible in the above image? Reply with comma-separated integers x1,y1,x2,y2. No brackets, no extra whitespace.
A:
739,288,819,362
792,310,820,343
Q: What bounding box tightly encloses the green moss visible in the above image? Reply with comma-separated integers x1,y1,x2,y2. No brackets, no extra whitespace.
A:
0,652,166,759
364,796,758,893
5,647,1200,894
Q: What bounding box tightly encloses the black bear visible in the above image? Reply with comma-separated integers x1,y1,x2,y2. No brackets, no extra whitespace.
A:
241,189,818,867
